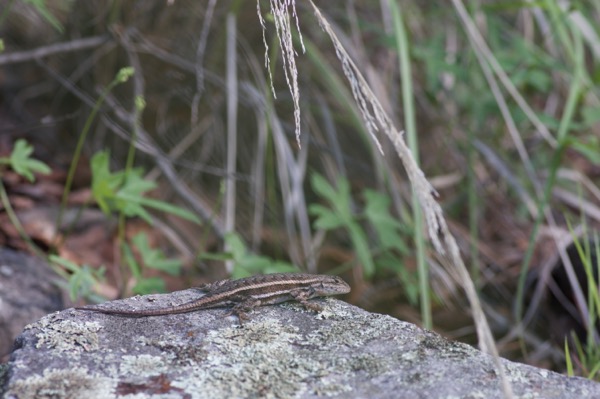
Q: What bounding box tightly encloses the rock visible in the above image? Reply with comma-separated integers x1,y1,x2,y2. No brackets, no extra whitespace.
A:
0,248,70,361
1,289,599,398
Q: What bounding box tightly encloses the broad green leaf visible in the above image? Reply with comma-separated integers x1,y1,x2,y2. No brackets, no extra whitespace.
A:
364,190,409,252
310,173,376,276
50,255,105,301
311,173,339,203
231,267,254,279
236,255,274,274
232,256,298,279
224,232,248,261
144,256,181,275
91,151,122,215
133,277,165,294
309,204,345,230
311,174,351,218
310,173,353,230
269,261,301,274
222,233,298,278
120,170,156,197
116,195,154,224
91,150,199,225
90,151,112,183
113,170,157,223
132,233,182,276
8,139,51,182
68,265,97,302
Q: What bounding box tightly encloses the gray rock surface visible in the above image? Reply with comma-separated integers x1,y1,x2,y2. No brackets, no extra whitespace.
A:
2,289,599,398
0,247,70,361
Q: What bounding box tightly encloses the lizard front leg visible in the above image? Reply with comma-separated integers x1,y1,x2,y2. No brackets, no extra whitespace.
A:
289,287,323,312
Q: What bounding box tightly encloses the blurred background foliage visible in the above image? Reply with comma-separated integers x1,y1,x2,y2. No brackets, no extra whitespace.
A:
0,0,599,377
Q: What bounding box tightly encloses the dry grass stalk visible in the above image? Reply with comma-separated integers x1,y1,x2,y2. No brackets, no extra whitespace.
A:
307,1,514,397
258,0,305,147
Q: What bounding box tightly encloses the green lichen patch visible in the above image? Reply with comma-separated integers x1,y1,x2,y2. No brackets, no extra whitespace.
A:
119,354,176,378
5,368,113,399
33,314,102,353
168,318,355,398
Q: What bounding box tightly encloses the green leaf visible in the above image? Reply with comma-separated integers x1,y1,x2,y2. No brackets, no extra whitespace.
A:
67,265,97,302
91,151,122,215
363,190,408,252
90,150,199,225
8,139,51,182
309,173,353,230
113,170,157,223
309,204,345,230
311,174,351,219
235,255,274,275
311,173,338,203
132,277,166,295
269,261,301,274
231,256,299,279
50,255,105,301
310,172,376,276
145,254,181,275
224,232,248,261
132,232,182,276
230,267,254,280
220,232,299,278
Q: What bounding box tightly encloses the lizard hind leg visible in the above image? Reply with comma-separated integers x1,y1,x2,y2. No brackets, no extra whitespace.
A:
289,288,323,312
225,297,262,324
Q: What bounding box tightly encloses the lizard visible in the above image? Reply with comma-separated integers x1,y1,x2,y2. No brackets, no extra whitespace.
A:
75,273,350,322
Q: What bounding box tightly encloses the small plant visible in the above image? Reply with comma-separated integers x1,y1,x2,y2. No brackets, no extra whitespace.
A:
0,139,51,181
0,139,51,257
52,149,199,299
47,66,201,299
50,255,106,303
122,232,182,294
201,232,299,279
91,150,199,225
563,231,600,380
88,150,200,295
309,173,417,303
